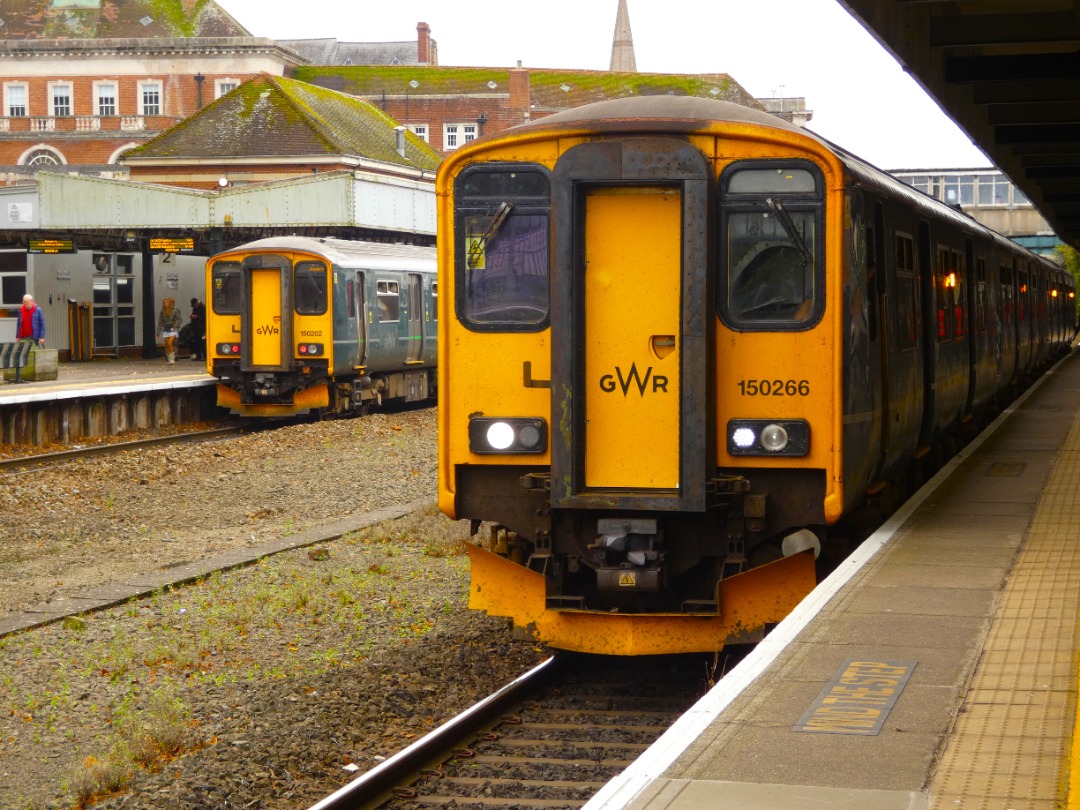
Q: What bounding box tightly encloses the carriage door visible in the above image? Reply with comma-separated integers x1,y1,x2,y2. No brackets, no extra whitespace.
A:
551,139,712,512
406,273,423,362
242,253,291,371
353,271,367,367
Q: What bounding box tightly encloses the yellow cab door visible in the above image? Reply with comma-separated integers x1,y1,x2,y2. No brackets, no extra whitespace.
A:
584,189,681,489
550,138,713,512
242,253,291,371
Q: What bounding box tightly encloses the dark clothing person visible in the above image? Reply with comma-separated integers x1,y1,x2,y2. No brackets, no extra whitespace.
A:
17,295,46,347
189,297,206,360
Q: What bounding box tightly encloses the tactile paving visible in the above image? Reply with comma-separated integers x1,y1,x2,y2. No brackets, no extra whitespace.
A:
928,387,1080,809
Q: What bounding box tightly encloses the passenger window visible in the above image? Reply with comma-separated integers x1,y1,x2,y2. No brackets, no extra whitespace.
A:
720,161,824,330
895,233,918,351
211,260,242,315
377,279,400,322
294,261,327,315
454,165,551,331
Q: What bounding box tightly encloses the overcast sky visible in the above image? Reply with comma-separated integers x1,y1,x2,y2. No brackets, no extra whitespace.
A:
216,0,993,172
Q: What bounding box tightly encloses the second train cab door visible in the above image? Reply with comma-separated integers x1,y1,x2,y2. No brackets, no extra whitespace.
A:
550,138,714,513
243,253,291,371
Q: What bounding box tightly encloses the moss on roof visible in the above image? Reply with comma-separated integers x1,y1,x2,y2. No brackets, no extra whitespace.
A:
292,65,761,110
126,74,441,171
0,0,249,39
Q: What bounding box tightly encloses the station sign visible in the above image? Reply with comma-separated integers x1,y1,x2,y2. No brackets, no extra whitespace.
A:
28,238,77,254
149,237,196,254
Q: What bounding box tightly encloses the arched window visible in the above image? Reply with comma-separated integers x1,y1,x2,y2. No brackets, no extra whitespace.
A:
19,146,66,166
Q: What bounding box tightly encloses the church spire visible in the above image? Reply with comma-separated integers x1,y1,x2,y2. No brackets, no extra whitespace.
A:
609,0,637,72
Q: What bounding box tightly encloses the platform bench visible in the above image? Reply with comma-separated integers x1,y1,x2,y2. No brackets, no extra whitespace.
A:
0,341,33,384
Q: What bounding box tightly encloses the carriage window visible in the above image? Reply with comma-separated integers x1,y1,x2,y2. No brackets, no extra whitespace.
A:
455,165,551,331
294,261,327,315
720,162,824,330
431,280,438,321
895,233,918,351
211,260,242,315
377,280,400,322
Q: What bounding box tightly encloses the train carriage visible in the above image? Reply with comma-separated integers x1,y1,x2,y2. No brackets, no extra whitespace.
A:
206,236,437,418
437,97,1074,657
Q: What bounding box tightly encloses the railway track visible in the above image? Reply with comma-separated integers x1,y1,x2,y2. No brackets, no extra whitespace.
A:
0,424,245,473
310,652,724,810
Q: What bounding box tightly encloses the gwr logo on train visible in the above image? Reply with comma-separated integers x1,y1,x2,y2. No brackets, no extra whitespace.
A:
256,323,280,336
598,363,669,397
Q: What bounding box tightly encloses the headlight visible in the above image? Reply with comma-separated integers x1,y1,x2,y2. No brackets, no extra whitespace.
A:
727,419,809,457
216,342,241,355
469,417,548,454
298,343,323,356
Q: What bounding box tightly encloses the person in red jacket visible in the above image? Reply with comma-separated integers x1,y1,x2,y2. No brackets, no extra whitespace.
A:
17,294,45,347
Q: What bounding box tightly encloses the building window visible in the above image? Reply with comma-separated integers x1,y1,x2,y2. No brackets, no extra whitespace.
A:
215,79,239,99
5,84,28,117
139,81,162,116
444,123,477,151
49,83,72,117
409,124,429,143
0,252,28,308
95,82,117,116
21,147,64,166
942,175,975,206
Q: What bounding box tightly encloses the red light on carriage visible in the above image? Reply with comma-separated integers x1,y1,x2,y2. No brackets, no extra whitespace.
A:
298,343,323,356
216,343,241,355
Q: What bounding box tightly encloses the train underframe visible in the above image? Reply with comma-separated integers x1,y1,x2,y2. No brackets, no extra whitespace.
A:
214,360,435,417
458,465,825,655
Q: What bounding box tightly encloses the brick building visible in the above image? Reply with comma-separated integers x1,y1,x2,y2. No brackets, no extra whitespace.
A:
0,0,302,182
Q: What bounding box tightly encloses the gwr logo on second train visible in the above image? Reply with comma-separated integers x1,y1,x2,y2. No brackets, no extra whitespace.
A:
256,323,280,335
599,363,669,397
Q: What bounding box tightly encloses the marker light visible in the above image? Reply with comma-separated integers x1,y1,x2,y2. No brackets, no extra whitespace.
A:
216,342,241,355
760,423,790,452
298,343,323,356
469,417,548,454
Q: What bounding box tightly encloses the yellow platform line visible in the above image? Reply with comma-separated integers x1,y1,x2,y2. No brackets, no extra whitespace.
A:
929,379,1080,808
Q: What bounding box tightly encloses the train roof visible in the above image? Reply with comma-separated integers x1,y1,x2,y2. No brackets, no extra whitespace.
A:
212,236,435,272
508,97,1058,269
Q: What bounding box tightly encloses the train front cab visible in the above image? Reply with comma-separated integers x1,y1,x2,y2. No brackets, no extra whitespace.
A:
439,118,846,655
208,248,334,417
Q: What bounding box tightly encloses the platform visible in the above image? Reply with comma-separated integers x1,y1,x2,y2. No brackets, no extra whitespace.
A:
587,346,1080,810
0,355,217,446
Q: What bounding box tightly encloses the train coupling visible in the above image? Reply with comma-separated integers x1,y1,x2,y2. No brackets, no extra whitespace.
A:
594,517,661,592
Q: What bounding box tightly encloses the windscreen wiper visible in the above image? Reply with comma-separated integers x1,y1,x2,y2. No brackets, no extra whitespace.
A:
765,197,812,266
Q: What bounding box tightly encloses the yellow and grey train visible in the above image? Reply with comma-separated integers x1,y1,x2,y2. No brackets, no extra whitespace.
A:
205,236,437,418
436,97,1076,656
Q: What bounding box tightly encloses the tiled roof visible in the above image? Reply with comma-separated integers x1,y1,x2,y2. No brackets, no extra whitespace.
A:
281,38,419,66
0,0,249,39
293,65,762,111
125,74,441,171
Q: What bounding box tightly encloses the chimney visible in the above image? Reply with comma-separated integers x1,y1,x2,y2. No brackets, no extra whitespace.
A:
417,22,432,65
509,67,530,113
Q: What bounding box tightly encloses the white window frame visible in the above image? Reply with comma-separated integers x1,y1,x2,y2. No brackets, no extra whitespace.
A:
408,124,429,143
138,80,162,116
443,123,477,151
48,81,73,117
215,78,239,99
5,83,28,117
94,80,118,117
